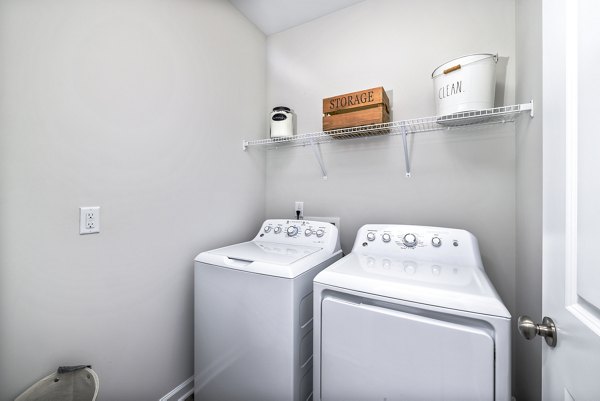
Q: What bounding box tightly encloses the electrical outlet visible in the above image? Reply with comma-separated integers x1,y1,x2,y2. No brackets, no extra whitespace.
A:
80,207,100,234
295,201,304,219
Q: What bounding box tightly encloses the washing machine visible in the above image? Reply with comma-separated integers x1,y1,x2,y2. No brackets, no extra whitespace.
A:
313,224,511,401
194,219,342,401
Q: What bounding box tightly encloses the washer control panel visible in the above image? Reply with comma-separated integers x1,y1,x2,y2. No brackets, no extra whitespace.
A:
354,224,483,268
256,219,338,247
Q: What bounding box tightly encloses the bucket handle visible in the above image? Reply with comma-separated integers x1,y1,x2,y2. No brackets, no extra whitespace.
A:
443,64,461,74
434,53,499,77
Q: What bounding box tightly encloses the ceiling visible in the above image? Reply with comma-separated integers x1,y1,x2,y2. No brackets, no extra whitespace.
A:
229,0,366,36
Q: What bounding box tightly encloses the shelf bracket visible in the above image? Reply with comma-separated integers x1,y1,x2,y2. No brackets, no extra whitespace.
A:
309,140,328,180
521,100,535,118
401,126,411,178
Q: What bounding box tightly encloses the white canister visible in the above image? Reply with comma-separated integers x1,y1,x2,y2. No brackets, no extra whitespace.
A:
431,53,498,116
270,106,295,138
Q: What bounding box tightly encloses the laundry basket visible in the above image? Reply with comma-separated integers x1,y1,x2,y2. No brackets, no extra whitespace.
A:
15,365,99,401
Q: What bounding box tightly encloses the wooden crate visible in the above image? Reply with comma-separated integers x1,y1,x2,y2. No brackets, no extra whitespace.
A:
322,86,390,131
323,104,390,131
323,87,389,115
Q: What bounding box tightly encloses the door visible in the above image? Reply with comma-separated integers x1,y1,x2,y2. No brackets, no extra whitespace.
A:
320,296,498,401
543,0,600,399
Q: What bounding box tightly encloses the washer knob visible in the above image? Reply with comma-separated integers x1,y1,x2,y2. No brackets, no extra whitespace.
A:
264,226,272,233
367,232,376,242
431,237,442,247
305,229,312,237
403,233,418,247
274,227,282,234
287,226,299,237
316,229,325,238
382,233,391,243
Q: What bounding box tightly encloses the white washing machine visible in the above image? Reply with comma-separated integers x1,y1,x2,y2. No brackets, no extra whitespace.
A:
313,224,511,401
194,219,342,401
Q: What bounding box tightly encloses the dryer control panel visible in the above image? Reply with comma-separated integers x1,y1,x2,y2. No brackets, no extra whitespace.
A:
255,219,340,250
353,224,483,269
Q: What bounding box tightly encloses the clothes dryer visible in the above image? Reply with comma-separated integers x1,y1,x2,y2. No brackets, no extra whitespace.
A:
313,224,511,401
195,219,342,401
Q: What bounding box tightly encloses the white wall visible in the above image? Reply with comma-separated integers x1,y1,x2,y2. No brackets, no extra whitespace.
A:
0,1,266,399
515,0,543,399
265,0,517,338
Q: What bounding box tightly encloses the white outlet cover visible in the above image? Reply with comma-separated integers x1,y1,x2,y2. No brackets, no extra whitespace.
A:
80,206,100,234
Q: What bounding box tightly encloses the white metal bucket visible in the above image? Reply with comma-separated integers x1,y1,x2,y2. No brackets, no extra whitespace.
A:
432,53,498,116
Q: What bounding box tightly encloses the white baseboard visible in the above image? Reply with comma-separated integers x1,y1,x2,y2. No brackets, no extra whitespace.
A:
159,376,193,401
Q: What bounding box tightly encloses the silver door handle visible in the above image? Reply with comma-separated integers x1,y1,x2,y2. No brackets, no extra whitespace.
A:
517,315,557,347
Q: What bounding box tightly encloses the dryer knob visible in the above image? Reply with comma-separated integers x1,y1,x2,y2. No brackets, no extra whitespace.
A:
264,226,272,233
305,229,312,237
367,232,376,242
403,233,418,247
316,229,325,238
274,227,282,234
431,237,442,247
286,226,299,237
382,233,391,243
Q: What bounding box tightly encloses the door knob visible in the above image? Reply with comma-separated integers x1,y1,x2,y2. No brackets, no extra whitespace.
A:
517,315,557,347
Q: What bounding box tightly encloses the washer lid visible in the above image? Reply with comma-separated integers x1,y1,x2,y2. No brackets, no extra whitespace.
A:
210,241,321,265
314,253,510,318
195,240,336,279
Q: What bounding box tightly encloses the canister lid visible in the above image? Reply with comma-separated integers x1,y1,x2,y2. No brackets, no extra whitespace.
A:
272,106,291,112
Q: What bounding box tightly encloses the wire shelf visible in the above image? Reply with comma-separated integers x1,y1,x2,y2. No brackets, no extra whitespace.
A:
242,101,534,179
242,102,534,150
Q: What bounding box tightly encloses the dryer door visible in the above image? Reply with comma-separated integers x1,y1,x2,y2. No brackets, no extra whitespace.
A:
320,296,494,401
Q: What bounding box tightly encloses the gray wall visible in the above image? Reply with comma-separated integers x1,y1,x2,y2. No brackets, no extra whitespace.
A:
265,0,517,341
0,1,266,399
515,0,543,399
